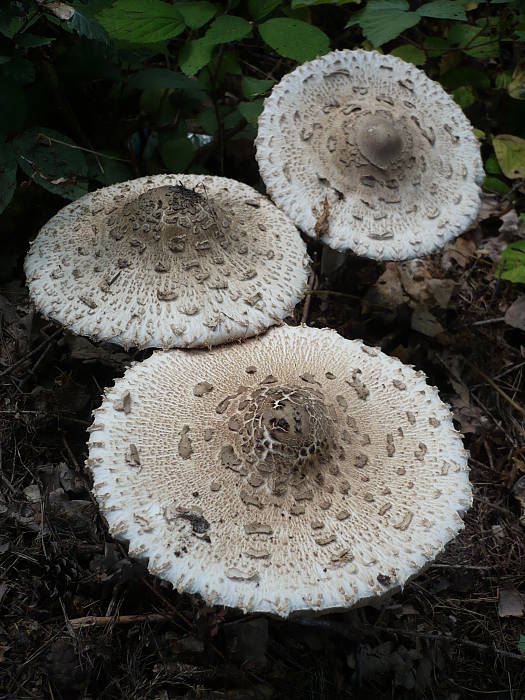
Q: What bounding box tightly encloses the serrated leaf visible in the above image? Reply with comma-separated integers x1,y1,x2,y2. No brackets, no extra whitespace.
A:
201,15,252,46
259,18,330,62
15,33,55,47
160,135,196,171
97,0,185,43
417,0,467,21
248,0,281,19
127,67,204,93
175,1,216,29
390,44,426,65
493,134,525,179
238,100,264,126
178,38,214,75
499,240,525,284
242,76,274,99
89,154,133,185
0,143,17,214
69,9,109,42
14,127,88,200
447,22,499,60
346,0,420,48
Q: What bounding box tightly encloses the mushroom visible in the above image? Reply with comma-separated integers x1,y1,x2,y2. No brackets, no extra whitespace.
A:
87,324,471,616
24,175,310,349
255,49,484,262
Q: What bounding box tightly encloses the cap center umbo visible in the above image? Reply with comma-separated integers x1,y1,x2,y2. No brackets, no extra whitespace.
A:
249,385,334,469
355,114,404,170
106,184,226,268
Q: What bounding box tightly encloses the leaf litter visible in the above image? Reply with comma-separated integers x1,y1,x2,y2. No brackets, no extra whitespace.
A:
1,192,525,699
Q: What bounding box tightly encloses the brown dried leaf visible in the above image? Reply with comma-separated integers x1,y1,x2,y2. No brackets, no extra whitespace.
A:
498,588,524,618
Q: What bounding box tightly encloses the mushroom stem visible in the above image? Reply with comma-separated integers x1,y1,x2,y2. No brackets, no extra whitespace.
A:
320,245,347,284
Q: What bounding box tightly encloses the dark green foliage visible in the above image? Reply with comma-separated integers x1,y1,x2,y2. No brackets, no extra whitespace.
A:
0,0,524,220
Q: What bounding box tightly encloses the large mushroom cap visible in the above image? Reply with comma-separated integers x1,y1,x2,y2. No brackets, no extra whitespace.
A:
88,325,471,616
24,175,309,349
255,50,484,261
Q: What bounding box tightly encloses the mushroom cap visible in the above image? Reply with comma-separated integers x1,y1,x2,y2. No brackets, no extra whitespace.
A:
255,50,484,261
24,175,309,349
88,325,471,617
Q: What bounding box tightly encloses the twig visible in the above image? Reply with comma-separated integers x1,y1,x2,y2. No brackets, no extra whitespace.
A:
470,317,505,326
301,273,317,325
36,134,132,164
0,329,62,378
70,613,168,629
305,289,361,301
370,625,525,663
466,361,525,419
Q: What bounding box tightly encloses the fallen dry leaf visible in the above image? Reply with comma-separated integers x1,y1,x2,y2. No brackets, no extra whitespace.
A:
498,588,524,618
441,237,477,271
504,295,525,332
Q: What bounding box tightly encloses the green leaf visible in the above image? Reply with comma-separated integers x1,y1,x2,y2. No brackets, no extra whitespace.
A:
499,241,525,284
238,99,264,126
178,38,214,76
390,44,426,65
16,33,56,48
0,82,27,139
259,18,330,62
483,176,509,194
0,57,10,65
160,135,196,171
175,1,217,29
416,0,467,21
509,64,525,100
248,0,281,19
519,634,525,655
201,15,252,46
440,67,490,91
69,10,109,42
97,0,185,43
89,155,134,185
242,76,274,98
484,156,501,174
493,134,525,179
346,0,420,48
423,36,449,57
292,0,360,6
452,85,476,109
127,67,204,93
0,143,17,214
14,127,88,200
447,23,499,60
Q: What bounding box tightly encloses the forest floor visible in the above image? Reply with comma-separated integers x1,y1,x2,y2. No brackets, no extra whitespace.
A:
1,191,525,699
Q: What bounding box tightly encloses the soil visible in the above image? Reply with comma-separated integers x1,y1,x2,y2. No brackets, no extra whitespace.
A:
1,186,524,699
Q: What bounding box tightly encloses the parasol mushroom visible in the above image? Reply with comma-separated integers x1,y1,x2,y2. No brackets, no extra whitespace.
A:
255,49,484,263
87,324,471,616
24,175,309,349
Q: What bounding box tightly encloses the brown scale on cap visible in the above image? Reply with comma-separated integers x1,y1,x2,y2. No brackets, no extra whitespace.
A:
25,174,309,350
88,325,472,617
